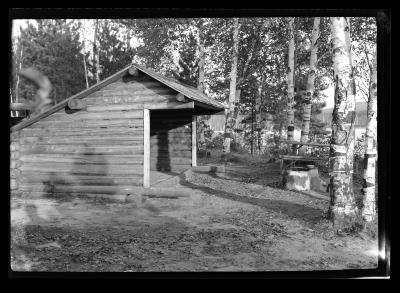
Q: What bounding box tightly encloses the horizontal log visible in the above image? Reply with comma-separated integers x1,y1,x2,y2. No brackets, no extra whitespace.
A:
43,110,143,121
20,155,143,165
10,132,20,141
85,101,192,112
68,99,87,110
85,90,174,101
10,142,20,151
20,163,144,175
176,93,186,102
102,80,164,90
96,81,170,92
10,151,20,159
92,85,172,94
10,160,22,169
11,169,21,178
29,119,143,129
20,145,143,155
21,191,142,201
20,184,140,195
19,128,144,138
20,175,143,186
20,171,140,179
19,136,143,145
10,179,18,190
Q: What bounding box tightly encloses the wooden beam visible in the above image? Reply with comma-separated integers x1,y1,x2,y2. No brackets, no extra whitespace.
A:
176,93,186,102
68,99,87,110
143,109,150,188
10,103,31,111
149,101,194,110
128,66,139,77
192,116,197,167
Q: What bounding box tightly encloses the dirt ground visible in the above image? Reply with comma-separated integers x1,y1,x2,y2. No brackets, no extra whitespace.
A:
10,155,378,272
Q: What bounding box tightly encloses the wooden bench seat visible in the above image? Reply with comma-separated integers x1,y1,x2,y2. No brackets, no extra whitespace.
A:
279,155,322,173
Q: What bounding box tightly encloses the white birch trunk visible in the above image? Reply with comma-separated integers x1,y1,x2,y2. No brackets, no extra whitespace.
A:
300,17,320,145
223,18,240,154
93,19,100,84
83,53,89,89
329,17,359,231
362,51,377,222
197,21,205,93
286,18,295,141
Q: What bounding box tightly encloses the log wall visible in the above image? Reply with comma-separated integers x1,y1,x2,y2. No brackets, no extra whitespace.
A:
12,73,188,197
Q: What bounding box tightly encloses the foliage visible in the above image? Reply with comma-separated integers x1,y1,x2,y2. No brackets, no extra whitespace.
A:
13,20,87,105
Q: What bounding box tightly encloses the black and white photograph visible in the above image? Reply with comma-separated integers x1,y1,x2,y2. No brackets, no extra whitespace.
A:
9,9,390,277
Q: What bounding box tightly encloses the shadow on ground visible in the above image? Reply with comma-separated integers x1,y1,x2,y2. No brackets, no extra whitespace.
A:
179,177,325,225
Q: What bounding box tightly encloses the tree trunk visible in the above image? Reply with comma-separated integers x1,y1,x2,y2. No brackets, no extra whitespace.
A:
197,21,205,93
361,51,377,222
83,53,89,89
329,17,359,232
286,18,295,141
300,17,320,148
223,18,240,154
196,20,206,151
93,19,100,84
255,83,263,154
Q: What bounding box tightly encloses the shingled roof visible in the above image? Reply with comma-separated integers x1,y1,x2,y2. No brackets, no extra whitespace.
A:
11,63,225,132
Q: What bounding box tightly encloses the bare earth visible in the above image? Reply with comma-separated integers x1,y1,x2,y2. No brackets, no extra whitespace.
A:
11,160,378,272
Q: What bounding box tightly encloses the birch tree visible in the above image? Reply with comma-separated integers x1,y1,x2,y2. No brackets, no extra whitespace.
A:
328,17,359,231
300,17,321,146
361,51,377,222
286,18,295,141
93,19,100,84
223,18,240,153
197,20,205,92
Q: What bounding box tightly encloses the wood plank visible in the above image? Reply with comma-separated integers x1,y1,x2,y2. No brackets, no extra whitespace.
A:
20,155,143,165
19,129,144,137
279,140,330,148
19,136,143,145
85,101,193,112
28,119,143,129
20,184,140,194
68,99,87,110
43,110,143,121
20,171,140,179
20,175,142,186
143,109,150,188
84,94,174,105
20,162,144,175
20,145,143,155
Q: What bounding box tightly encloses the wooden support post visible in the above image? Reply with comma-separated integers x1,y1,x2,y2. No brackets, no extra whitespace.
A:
143,109,150,188
192,115,197,167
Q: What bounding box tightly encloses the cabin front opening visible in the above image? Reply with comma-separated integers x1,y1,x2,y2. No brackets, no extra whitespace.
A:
147,109,194,187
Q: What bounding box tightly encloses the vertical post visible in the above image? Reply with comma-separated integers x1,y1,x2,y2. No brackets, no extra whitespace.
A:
143,109,150,188
192,115,197,167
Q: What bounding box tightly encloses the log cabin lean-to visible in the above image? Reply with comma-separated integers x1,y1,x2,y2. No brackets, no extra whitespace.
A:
10,64,225,199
